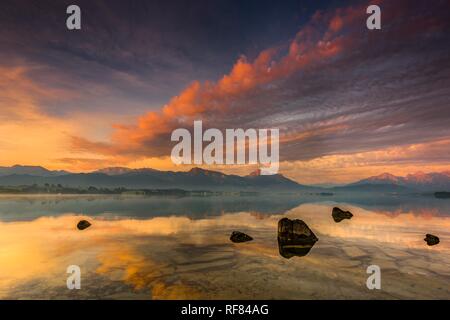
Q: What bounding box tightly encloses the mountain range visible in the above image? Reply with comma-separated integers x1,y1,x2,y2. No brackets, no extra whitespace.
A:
0,165,69,177
0,165,449,192
346,172,450,191
0,166,309,191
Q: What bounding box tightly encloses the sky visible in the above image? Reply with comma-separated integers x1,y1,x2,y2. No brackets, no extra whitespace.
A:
0,0,449,184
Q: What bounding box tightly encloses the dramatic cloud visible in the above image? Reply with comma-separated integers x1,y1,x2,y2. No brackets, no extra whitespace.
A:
0,0,309,117
71,0,450,172
1,0,449,181
0,64,123,169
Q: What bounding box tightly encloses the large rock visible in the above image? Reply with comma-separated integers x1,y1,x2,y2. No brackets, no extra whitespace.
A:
277,218,318,259
77,220,91,230
332,207,353,223
424,234,439,246
230,231,253,243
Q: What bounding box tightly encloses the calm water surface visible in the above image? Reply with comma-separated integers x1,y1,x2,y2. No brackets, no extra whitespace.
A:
0,194,449,299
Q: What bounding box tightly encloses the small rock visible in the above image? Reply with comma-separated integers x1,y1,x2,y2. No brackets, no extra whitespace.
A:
277,218,318,259
230,231,253,243
77,220,91,230
332,207,353,223
424,234,439,246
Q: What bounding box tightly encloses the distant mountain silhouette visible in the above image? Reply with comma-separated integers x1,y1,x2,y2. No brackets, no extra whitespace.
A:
0,165,69,177
95,167,135,175
1,165,449,192
0,166,312,191
345,171,450,191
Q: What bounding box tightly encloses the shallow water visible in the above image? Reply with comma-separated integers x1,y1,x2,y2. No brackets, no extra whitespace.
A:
0,194,449,299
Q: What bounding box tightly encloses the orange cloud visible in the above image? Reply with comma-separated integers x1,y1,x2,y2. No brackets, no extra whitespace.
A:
0,65,120,171
74,2,366,159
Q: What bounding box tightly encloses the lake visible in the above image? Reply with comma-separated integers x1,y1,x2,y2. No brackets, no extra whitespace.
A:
0,194,449,299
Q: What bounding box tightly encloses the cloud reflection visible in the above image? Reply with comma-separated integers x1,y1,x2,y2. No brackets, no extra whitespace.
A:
0,203,449,299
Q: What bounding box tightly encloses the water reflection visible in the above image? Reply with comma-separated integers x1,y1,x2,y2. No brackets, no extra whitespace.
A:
1,193,450,221
0,199,449,299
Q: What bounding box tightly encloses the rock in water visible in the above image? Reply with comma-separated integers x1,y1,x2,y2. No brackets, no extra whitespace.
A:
424,234,439,246
332,207,353,223
77,220,91,230
277,218,318,259
230,231,253,243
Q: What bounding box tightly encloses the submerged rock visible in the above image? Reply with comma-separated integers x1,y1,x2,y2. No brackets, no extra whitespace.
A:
277,218,318,259
332,207,353,223
230,231,253,243
77,220,91,230
424,234,440,246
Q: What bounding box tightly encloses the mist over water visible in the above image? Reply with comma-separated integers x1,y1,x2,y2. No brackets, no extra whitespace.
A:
0,194,449,299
